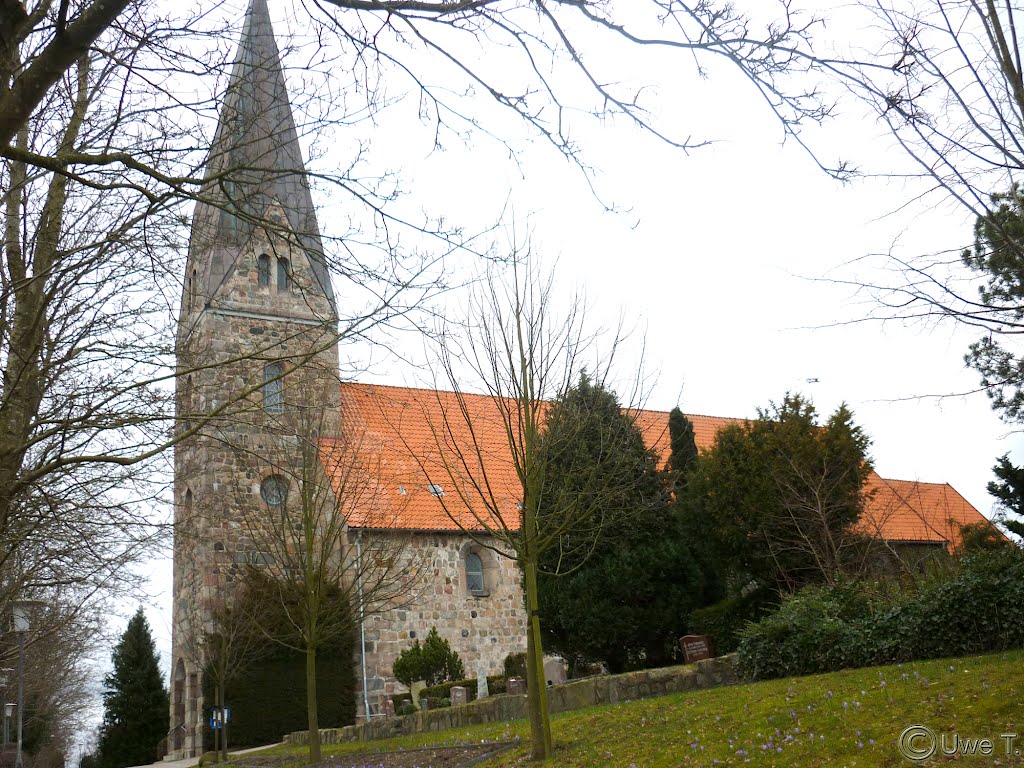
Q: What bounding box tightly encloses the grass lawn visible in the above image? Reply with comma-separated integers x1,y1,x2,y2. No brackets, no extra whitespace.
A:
238,649,1024,767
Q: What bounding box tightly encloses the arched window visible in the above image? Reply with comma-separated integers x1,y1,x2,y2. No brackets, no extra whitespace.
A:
276,257,289,291
189,269,197,309
466,552,485,594
257,254,270,287
260,475,288,506
263,363,284,413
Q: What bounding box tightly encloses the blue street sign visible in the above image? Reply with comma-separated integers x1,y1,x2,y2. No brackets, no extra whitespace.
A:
209,707,231,729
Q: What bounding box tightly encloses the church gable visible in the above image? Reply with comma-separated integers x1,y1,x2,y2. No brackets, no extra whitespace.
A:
195,203,336,324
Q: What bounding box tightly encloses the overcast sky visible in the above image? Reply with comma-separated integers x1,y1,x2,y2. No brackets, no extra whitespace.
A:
129,0,1024,680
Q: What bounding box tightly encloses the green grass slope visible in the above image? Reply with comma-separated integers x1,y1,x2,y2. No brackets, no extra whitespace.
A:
243,649,1024,766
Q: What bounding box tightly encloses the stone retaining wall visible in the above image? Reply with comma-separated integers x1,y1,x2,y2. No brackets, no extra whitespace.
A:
285,655,738,746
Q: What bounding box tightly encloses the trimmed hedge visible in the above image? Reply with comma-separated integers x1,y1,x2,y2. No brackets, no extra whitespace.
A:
202,573,356,750
390,675,508,711
202,639,355,750
738,548,1024,680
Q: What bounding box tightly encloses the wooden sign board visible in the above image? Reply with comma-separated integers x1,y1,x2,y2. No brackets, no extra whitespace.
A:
679,634,712,663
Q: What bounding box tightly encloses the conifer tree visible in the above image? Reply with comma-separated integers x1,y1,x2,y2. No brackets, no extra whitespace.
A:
988,454,1024,539
97,609,169,768
537,376,703,673
668,407,698,489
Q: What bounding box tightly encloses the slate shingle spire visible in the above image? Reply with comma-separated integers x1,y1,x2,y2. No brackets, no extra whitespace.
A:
187,0,335,308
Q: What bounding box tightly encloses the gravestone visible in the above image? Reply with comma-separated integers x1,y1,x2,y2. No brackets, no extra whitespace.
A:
383,697,395,718
411,680,427,709
544,656,567,685
477,658,489,699
507,677,526,695
450,685,468,706
679,634,712,663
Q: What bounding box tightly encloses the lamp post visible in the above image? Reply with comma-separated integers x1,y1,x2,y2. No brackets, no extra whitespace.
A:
12,601,42,768
0,668,10,752
3,703,12,750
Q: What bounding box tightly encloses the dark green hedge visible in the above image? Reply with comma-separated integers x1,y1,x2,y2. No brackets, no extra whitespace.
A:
738,548,1024,680
203,639,355,750
688,588,777,654
201,572,357,750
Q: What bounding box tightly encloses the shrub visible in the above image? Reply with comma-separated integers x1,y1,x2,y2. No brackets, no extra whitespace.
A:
689,588,776,654
735,585,871,679
503,651,527,679
391,627,465,687
738,548,1024,680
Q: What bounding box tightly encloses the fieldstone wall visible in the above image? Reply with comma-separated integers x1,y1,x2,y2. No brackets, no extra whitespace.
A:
287,655,739,745
355,533,527,720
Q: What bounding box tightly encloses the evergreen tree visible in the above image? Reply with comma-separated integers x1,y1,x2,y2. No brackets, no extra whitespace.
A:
669,407,727,610
97,609,169,768
690,394,873,595
391,627,465,687
962,187,1024,424
668,407,698,488
988,454,1024,539
537,376,703,673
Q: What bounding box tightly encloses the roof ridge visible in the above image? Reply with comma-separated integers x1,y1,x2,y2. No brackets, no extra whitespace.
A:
341,380,750,423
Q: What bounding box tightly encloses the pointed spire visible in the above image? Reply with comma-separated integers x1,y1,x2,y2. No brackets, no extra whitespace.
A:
189,0,335,308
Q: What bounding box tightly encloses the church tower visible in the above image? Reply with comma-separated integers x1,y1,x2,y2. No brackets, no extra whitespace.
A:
169,0,340,757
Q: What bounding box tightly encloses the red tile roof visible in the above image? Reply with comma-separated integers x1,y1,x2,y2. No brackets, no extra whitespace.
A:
858,475,989,549
325,382,991,549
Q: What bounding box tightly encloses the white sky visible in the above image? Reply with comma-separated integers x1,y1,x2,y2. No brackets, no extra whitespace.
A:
124,0,1024,682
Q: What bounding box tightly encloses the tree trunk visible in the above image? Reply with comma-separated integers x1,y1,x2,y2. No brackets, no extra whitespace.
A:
523,559,552,760
306,643,321,763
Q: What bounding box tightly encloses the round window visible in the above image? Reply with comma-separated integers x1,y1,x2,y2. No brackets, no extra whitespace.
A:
260,475,288,506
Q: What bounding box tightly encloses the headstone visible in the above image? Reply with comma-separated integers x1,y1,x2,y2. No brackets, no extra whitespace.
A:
679,634,713,663
383,697,395,718
543,656,567,685
450,685,468,706
410,680,427,709
476,659,489,699
507,677,526,695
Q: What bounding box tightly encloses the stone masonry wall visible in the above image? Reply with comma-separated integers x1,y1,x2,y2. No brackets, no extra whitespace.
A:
355,532,527,720
288,655,739,745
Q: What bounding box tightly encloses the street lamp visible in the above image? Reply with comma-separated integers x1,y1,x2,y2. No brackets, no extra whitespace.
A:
3,703,12,751
0,668,11,752
12,601,43,768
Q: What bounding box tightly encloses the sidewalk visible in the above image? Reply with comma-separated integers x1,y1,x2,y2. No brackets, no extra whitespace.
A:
130,742,280,768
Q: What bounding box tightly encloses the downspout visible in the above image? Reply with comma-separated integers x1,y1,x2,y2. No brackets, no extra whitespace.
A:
356,530,371,721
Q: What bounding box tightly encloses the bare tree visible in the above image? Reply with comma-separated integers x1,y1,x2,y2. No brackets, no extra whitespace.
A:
0,0,853,621
0,598,103,768
820,1,1024,417
193,597,268,764
209,403,423,763
399,256,645,760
